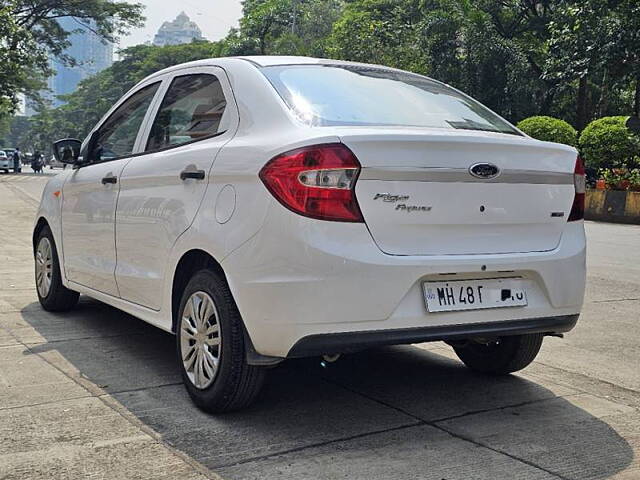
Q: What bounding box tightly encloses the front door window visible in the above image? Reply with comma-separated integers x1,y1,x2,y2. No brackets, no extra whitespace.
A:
92,82,160,162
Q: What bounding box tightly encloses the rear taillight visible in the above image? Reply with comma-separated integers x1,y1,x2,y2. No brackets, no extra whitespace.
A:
259,143,364,222
568,156,585,221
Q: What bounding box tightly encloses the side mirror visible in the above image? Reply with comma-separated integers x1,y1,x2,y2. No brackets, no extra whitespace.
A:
53,138,81,164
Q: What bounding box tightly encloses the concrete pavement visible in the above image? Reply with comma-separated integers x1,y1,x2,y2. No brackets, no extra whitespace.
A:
0,171,638,479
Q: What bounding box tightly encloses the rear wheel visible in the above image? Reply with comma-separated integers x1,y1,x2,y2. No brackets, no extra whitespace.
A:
35,226,79,311
452,334,544,375
176,269,266,413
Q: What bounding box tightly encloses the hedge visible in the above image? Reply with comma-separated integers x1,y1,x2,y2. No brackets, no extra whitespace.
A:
516,116,577,146
579,116,640,169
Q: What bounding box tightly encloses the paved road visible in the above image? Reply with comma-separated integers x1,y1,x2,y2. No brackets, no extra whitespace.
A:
0,172,638,479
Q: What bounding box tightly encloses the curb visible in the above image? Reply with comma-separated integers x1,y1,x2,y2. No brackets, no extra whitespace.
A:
585,190,640,224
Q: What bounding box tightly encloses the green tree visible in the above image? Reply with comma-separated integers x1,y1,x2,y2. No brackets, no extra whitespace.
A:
327,0,426,73
230,0,342,55
2,115,30,148
615,0,640,117
240,0,295,54
544,0,640,129
544,2,612,130
1,0,144,112
328,0,554,121
10,0,640,150
13,41,227,149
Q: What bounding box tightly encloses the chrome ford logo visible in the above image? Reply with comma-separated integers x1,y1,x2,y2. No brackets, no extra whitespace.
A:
469,163,500,179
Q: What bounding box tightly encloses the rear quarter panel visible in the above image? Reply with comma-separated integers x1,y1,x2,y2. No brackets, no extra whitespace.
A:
164,60,349,329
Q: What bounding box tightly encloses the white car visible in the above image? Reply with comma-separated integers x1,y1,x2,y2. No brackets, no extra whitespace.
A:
0,151,9,172
33,56,586,412
48,155,67,169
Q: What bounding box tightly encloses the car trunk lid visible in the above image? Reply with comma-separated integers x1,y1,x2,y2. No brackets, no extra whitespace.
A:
341,129,577,256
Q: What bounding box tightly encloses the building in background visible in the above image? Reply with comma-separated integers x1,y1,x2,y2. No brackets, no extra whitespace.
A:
153,12,206,46
26,17,113,114
50,18,113,105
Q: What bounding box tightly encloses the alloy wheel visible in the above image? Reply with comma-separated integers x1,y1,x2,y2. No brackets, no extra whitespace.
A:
180,291,222,389
35,237,53,298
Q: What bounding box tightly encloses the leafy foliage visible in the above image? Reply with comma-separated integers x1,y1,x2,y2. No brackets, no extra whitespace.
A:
6,0,640,158
579,117,640,169
1,0,144,113
517,116,578,146
327,0,426,73
600,168,640,191
4,42,224,153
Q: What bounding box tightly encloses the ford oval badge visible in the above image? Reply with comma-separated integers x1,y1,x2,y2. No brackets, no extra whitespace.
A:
469,163,500,179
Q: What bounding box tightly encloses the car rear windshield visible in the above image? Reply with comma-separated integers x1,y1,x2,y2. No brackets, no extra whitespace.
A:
262,64,520,135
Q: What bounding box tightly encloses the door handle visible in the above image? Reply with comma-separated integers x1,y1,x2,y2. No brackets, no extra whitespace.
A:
180,169,205,181
101,175,117,185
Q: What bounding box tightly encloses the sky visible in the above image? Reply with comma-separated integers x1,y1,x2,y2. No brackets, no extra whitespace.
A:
117,0,243,49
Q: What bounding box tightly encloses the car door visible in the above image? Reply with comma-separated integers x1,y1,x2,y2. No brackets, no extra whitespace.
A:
61,81,162,296
114,67,239,310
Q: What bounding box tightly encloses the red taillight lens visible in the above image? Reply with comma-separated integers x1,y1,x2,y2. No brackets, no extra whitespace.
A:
568,156,585,221
259,143,364,222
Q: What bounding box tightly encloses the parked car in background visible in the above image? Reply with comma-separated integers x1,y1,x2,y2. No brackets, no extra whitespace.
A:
33,56,586,413
0,151,10,172
47,155,66,169
1,148,18,172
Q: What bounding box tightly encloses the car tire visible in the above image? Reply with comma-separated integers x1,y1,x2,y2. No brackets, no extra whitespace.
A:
452,334,544,375
176,269,266,413
35,226,79,312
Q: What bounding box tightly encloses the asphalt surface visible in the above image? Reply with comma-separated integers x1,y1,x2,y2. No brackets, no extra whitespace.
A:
0,169,638,479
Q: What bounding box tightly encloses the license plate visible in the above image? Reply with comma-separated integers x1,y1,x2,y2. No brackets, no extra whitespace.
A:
423,278,527,313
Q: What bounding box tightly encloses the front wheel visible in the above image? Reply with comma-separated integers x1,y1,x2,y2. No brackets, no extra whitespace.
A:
452,334,544,375
35,226,79,311
176,269,266,413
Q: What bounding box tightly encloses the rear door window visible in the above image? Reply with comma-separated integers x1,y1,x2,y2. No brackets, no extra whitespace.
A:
146,74,228,152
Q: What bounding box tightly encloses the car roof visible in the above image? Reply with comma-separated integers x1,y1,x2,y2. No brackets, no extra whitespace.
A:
143,56,406,82
237,56,341,67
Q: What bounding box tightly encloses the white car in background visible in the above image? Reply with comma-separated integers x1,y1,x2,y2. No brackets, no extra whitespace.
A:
0,151,9,172
47,155,67,169
33,56,586,412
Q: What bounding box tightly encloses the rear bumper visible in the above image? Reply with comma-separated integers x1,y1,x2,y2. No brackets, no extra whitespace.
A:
222,204,586,358
287,314,578,358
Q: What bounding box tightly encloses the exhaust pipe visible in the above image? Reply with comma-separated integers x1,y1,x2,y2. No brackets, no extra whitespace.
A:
320,353,341,367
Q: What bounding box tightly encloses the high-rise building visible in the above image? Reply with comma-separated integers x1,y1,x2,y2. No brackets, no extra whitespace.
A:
153,12,206,47
26,17,113,113
50,18,113,104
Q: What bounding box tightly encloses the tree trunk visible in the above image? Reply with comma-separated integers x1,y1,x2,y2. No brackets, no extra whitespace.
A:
259,35,266,55
539,86,556,116
597,69,609,118
635,75,640,118
577,76,588,131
